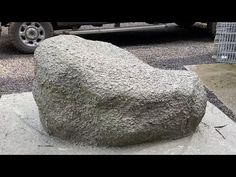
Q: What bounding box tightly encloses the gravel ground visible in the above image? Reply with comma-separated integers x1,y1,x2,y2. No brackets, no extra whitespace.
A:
0,22,235,121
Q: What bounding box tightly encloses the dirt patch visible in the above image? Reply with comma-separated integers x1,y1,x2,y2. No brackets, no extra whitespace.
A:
186,64,236,118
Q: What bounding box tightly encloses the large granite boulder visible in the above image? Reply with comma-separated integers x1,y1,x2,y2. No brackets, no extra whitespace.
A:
32,35,207,147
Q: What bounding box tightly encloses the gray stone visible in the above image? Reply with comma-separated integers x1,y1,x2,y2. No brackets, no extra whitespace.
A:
32,35,207,147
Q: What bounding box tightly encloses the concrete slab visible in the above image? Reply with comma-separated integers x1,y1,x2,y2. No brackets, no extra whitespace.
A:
185,64,236,116
1,92,236,154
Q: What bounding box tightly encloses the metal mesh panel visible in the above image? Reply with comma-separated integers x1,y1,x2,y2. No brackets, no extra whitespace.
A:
213,22,236,63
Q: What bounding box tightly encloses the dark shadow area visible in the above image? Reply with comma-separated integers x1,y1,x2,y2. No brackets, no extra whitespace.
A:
0,29,29,57
0,36,22,56
77,24,213,47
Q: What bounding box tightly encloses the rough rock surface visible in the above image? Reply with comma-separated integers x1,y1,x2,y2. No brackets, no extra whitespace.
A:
32,35,207,147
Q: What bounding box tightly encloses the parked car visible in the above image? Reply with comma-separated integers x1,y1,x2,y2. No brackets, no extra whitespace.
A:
0,22,217,54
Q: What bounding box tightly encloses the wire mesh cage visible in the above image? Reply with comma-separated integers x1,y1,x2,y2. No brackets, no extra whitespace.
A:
213,22,236,64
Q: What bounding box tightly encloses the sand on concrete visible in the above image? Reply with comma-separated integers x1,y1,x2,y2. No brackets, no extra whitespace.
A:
185,64,236,117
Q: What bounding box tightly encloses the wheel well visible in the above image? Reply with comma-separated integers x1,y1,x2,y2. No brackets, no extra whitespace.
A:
1,22,9,26
50,22,58,30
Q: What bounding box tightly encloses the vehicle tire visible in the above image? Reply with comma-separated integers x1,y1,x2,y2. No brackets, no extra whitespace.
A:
207,22,217,39
8,22,53,54
175,22,195,28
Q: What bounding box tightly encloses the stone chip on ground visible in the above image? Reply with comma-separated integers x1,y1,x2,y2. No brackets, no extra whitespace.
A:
32,35,207,146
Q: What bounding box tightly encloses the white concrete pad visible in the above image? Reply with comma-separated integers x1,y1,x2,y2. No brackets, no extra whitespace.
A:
0,92,236,154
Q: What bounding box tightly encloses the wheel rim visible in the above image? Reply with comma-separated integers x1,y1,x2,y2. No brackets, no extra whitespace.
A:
18,22,46,47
